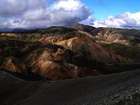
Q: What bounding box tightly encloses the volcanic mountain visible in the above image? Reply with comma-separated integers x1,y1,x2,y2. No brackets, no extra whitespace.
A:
0,25,140,80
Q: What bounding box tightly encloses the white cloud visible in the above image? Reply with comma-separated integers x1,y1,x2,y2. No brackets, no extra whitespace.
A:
1,0,139,30
0,0,47,16
93,12,140,29
0,0,90,29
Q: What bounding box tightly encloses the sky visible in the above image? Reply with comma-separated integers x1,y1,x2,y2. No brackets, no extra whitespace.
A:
84,0,140,20
0,0,140,29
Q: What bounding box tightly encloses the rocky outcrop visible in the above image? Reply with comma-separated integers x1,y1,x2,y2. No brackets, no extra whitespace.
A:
0,57,26,73
94,28,130,45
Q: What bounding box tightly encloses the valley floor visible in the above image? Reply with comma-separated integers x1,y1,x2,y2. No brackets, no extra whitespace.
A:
1,69,140,105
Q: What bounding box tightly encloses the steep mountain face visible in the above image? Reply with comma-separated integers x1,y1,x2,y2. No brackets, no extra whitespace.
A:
40,31,123,64
0,25,140,80
0,30,126,80
25,44,99,80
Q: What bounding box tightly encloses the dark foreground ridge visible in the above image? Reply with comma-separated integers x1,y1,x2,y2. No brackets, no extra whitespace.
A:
1,69,140,105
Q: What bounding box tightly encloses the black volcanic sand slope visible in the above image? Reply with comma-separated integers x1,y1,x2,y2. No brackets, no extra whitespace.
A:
1,70,140,105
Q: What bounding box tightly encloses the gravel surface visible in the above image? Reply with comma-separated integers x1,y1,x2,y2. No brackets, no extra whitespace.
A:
1,70,140,105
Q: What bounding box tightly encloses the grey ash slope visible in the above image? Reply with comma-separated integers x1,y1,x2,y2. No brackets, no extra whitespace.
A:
1,69,140,105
